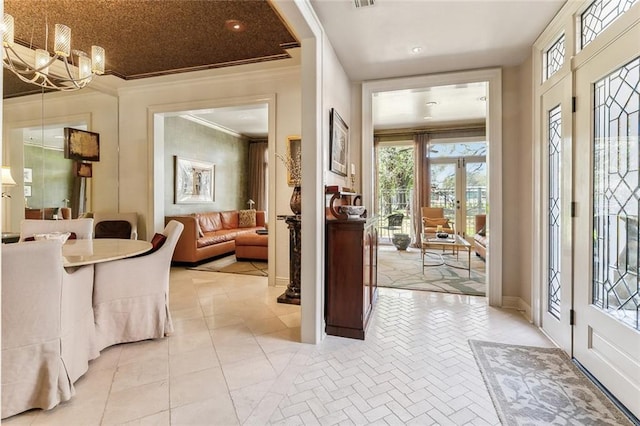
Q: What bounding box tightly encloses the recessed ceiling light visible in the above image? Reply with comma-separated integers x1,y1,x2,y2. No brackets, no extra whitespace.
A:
411,46,422,54
225,20,246,32
423,116,432,120
425,101,438,106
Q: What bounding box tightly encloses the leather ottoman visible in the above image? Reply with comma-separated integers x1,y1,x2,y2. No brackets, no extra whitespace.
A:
235,233,268,261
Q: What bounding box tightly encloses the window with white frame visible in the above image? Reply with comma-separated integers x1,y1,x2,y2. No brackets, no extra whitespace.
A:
581,0,638,48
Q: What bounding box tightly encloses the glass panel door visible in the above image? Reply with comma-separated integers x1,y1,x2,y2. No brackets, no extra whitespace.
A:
465,161,487,238
540,73,573,355
429,140,486,238
574,24,640,417
429,161,457,224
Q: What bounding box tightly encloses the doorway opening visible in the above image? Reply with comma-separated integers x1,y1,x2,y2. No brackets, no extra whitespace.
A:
363,68,503,304
149,95,277,286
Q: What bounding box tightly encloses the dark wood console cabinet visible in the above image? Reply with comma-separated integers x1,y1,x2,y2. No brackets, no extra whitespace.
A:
325,217,378,339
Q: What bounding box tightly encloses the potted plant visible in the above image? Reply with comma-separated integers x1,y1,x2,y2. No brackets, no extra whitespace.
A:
392,233,411,250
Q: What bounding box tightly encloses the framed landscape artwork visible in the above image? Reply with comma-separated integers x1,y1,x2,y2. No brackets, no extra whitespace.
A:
329,108,348,176
174,156,215,204
64,128,100,162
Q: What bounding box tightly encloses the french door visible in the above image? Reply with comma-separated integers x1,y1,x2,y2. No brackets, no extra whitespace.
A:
430,155,486,238
573,21,640,417
540,75,573,354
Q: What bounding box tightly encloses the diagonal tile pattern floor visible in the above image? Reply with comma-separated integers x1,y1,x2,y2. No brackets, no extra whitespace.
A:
4,267,554,425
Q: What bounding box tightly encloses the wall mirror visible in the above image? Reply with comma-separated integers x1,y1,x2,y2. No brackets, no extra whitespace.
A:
6,119,91,231
3,89,118,233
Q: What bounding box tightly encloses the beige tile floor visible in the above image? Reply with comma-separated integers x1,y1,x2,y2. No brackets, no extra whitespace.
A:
4,267,554,425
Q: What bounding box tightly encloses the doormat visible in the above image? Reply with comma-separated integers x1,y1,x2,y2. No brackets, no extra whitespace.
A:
469,340,634,426
187,255,267,277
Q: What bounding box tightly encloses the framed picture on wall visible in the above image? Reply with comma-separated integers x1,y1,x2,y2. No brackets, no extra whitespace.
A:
174,156,215,204
64,127,100,162
75,161,93,178
23,168,32,183
329,108,348,177
24,186,31,197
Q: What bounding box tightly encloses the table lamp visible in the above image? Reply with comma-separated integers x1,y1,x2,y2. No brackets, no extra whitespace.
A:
1,166,16,198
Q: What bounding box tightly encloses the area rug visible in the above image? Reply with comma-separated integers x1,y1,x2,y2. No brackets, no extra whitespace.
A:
469,340,634,426
377,245,486,296
187,255,267,277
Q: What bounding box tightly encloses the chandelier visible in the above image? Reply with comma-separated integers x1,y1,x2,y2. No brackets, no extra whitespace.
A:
2,14,105,91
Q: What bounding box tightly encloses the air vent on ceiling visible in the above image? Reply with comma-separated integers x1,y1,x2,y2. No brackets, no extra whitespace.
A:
354,0,375,8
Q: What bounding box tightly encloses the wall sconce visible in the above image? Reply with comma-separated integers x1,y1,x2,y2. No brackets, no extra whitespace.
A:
1,166,16,198
247,199,255,210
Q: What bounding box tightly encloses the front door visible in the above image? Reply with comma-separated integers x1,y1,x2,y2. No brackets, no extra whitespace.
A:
573,21,640,417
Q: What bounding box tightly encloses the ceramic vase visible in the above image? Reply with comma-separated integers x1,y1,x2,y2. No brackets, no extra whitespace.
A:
392,233,411,250
290,186,301,215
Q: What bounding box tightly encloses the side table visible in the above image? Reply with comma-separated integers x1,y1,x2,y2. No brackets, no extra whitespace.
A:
276,215,301,305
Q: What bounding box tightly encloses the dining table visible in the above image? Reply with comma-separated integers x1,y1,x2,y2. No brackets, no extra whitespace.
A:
62,238,152,268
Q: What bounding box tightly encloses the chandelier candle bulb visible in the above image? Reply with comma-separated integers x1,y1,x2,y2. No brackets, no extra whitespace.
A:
78,55,92,79
54,24,71,57
35,49,50,74
91,46,105,74
2,14,14,46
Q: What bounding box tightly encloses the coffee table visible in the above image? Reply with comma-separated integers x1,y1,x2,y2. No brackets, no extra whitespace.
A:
421,233,472,277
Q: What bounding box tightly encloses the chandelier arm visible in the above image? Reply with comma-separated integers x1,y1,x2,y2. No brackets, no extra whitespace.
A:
4,46,60,74
2,14,104,93
60,60,92,88
3,48,95,91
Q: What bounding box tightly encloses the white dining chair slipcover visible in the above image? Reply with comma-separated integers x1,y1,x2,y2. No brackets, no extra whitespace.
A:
93,212,138,240
92,220,184,351
1,240,98,418
19,218,95,241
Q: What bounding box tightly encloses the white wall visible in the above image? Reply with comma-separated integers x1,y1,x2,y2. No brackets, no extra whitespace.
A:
501,61,534,309
322,32,353,190
501,65,523,300
517,57,534,308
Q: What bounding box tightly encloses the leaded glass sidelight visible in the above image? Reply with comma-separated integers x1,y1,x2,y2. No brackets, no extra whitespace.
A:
581,0,638,48
593,56,640,331
548,105,562,319
545,35,565,80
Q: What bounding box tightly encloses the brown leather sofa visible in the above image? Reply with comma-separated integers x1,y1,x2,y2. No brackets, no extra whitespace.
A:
474,214,487,259
166,210,266,264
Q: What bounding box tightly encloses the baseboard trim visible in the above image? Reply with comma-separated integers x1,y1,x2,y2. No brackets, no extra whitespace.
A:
502,296,532,322
275,277,289,288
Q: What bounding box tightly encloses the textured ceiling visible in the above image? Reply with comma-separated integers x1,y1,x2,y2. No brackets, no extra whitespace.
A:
3,0,299,98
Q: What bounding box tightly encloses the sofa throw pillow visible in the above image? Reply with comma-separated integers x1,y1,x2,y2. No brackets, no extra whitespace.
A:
424,217,450,228
239,209,257,228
